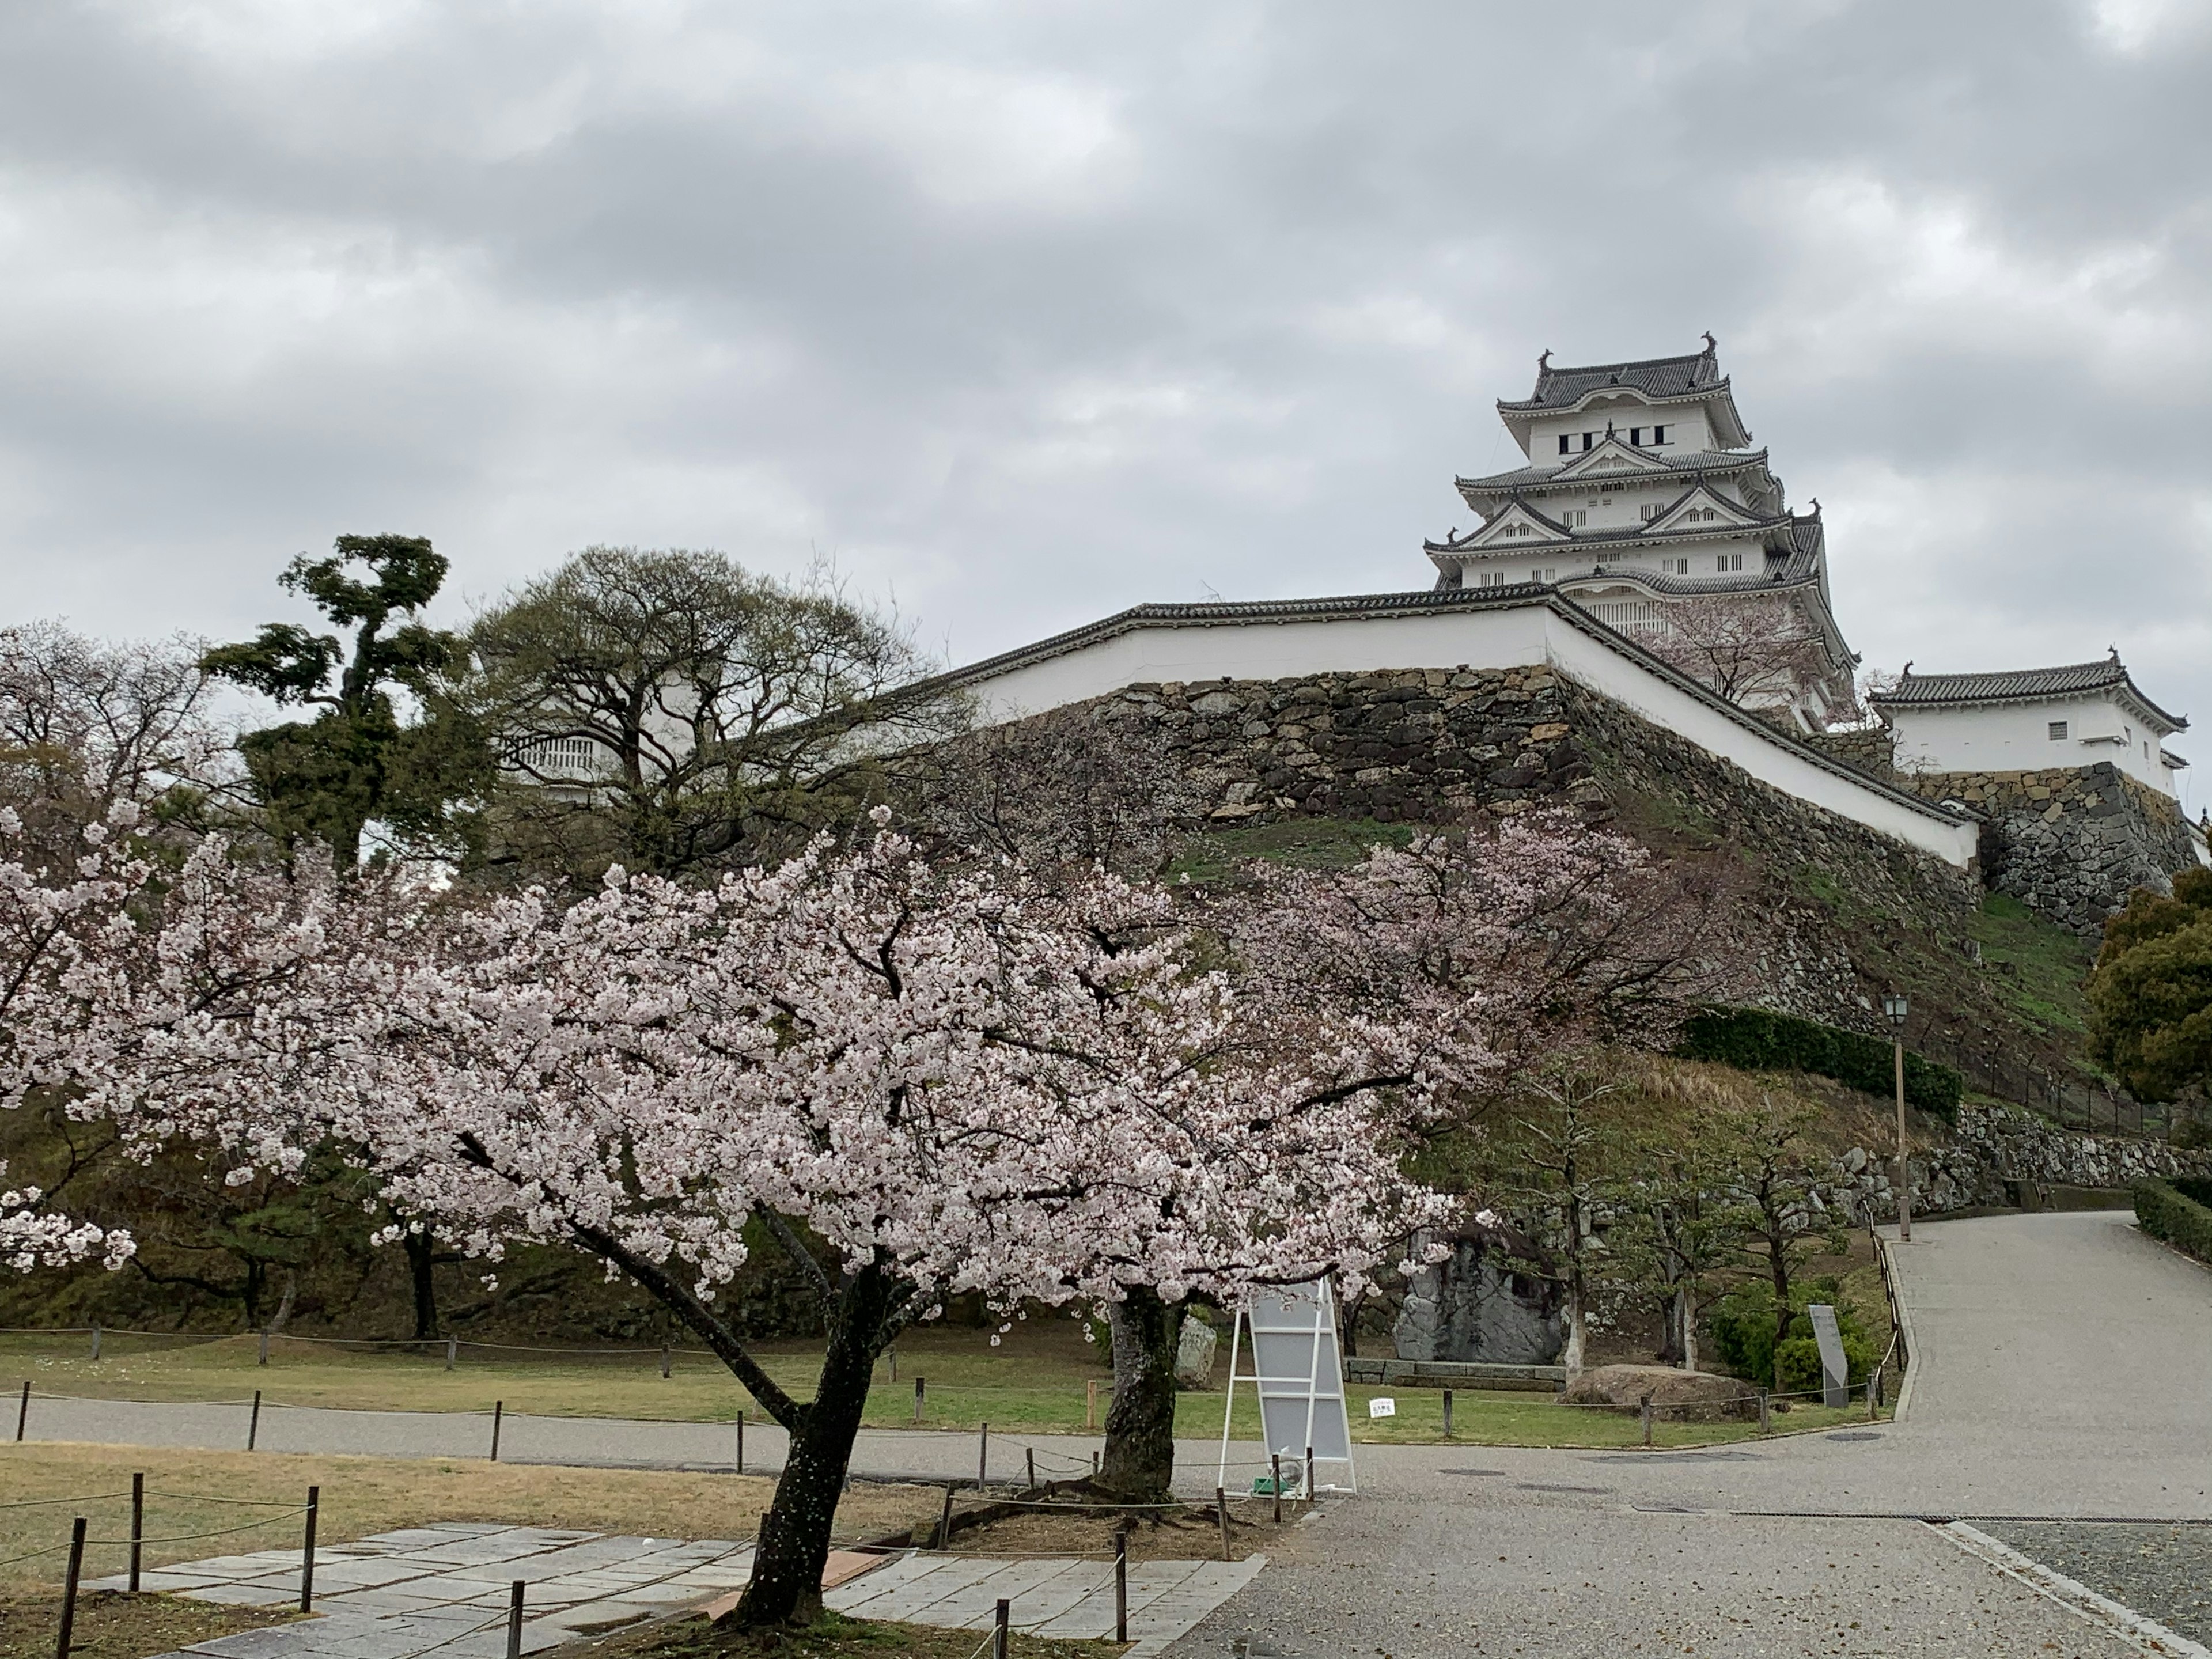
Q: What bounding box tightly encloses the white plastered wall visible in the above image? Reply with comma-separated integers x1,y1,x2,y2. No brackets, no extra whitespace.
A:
958,601,1978,867
1888,695,2177,796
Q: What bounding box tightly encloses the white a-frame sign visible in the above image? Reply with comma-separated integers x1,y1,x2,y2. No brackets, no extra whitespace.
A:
1218,1277,1356,1497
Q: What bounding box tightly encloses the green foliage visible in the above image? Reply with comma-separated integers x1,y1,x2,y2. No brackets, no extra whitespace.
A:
1164,816,1415,883
2088,869,2212,1102
2134,1178,2212,1263
1709,1278,1875,1391
203,535,490,867
1676,1007,1963,1120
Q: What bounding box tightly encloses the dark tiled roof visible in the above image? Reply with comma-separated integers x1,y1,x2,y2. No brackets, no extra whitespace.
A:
1871,659,2187,730
1457,448,1767,493
1499,348,1720,412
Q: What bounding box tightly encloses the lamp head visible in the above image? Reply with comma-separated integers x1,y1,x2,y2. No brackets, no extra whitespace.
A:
1881,992,1910,1029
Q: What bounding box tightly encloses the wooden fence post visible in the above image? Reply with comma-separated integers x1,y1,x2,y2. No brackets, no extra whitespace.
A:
55,1517,86,1659
129,1472,143,1593
1114,1528,1128,1641
300,1486,319,1612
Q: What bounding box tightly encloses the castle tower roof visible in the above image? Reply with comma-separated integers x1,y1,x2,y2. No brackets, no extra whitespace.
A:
1496,336,1751,453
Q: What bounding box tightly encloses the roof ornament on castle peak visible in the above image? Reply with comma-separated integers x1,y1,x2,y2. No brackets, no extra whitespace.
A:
1701,330,1717,354
1809,496,1821,516
1539,348,1552,370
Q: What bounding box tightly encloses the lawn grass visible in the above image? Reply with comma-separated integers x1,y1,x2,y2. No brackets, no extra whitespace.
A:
2,1332,1885,1449
0,1443,942,1594
3,1301,1893,1452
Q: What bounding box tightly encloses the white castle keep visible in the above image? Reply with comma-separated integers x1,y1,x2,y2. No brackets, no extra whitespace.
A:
1427,338,1854,733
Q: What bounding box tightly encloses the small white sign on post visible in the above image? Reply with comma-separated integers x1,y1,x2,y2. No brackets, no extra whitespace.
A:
1368,1397,1396,1419
1218,1277,1357,1498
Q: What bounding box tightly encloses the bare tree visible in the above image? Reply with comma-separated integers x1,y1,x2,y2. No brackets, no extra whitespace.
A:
912,701,1215,877
1640,594,1831,714
466,548,952,882
0,622,229,857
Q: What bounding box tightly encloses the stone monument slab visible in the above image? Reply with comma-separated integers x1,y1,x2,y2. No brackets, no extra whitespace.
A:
1175,1312,1219,1387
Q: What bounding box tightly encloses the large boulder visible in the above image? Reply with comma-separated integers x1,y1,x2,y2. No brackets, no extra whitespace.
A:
1561,1365,1757,1423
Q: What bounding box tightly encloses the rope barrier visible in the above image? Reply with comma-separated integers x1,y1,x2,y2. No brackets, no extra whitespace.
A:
82,1508,311,1547
141,1490,313,1507
0,1491,133,1510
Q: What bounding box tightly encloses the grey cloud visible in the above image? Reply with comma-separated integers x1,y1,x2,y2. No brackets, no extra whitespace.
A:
1,0,2207,808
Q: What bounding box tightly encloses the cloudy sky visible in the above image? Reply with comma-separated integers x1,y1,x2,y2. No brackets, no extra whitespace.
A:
4,0,2209,798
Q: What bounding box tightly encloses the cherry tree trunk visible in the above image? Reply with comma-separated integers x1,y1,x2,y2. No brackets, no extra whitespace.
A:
1099,1286,1181,1502
404,1231,440,1340
729,1267,896,1628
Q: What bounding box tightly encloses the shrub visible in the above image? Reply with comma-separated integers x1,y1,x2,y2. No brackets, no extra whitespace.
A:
2135,1179,2212,1264
1709,1278,1877,1391
1677,1007,1964,1120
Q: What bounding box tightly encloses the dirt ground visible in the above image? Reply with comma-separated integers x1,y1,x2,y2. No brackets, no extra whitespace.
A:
944,1493,1295,1564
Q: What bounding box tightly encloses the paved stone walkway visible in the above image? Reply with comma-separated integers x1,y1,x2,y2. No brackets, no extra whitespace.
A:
90,1522,1260,1659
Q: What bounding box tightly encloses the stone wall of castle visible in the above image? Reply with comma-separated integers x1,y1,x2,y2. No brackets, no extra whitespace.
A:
1886,763,2201,935
1778,729,2200,935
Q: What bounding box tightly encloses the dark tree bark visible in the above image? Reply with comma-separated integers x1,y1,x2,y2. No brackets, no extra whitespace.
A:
1099,1287,1182,1502
730,1260,903,1627
404,1230,440,1340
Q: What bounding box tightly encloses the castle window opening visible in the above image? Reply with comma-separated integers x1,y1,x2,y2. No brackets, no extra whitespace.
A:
1651,425,1668,443
2048,720,2069,740
1717,552,1744,571
1558,434,1571,454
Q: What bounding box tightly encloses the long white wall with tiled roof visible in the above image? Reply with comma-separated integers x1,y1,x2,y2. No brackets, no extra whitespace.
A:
950,592,1980,868
1889,696,2182,796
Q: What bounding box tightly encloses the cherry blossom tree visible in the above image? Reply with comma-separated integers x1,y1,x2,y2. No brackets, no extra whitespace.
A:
1229,810,1727,1073
33,815,1437,1625
0,800,164,1276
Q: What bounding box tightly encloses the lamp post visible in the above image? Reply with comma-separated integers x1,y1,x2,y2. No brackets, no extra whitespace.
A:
1883,993,1911,1243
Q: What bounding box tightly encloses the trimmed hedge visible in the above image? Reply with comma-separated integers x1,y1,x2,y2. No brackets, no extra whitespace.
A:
2138,1178,2212,1264
2176,1176,2212,1209
1677,1006,1964,1121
